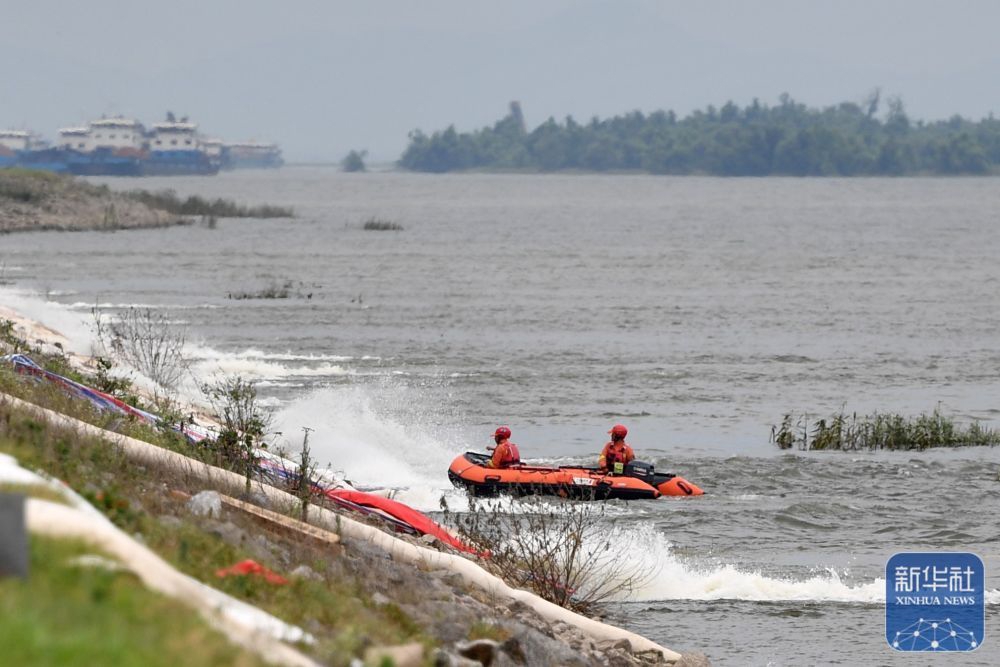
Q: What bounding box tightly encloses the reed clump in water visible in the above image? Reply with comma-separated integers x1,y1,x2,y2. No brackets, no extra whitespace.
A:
362,216,403,231
771,409,1000,451
226,279,315,300
227,279,291,300
126,189,293,218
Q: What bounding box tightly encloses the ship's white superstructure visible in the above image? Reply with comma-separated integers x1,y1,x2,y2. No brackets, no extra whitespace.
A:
148,121,201,151
58,118,145,153
87,118,144,152
0,130,36,152
222,141,284,168
201,137,223,160
57,128,90,151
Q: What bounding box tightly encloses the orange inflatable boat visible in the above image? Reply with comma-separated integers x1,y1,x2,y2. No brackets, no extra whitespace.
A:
448,452,704,501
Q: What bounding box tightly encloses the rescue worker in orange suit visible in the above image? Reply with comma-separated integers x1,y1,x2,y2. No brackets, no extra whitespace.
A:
487,426,521,468
598,423,634,474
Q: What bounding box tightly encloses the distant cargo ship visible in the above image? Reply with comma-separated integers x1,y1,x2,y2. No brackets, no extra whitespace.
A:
143,119,219,175
0,130,48,168
221,141,284,169
0,113,282,176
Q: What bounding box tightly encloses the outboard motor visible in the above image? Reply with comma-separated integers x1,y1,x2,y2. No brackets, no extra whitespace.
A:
623,460,656,483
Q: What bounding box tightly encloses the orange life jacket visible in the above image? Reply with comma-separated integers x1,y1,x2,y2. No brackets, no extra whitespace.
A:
599,441,634,471
490,440,521,468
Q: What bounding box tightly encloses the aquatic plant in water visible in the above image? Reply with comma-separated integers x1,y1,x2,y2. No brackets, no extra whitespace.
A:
770,409,1000,451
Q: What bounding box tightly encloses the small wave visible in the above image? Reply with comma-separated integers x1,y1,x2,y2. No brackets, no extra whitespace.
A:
66,301,221,310
621,527,1000,606
193,347,355,363
257,397,284,408
255,381,307,388
771,355,817,364
600,411,652,418
192,357,353,380
773,514,835,531
0,287,98,356
498,522,897,605
911,528,979,544
642,560,884,603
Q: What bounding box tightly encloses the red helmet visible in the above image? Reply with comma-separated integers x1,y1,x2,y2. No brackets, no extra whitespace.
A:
608,424,628,439
494,426,512,439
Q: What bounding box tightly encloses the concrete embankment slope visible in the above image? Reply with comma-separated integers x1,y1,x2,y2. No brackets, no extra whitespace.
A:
1,389,703,665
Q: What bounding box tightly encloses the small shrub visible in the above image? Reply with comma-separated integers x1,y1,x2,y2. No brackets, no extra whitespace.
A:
92,306,188,391
201,375,271,493
93,356,141,404
452,497,654,616
294,427,322,522
0,319,24,353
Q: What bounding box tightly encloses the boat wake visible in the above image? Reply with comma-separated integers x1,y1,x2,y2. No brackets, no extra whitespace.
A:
598,524,1000,606
271,384,471,510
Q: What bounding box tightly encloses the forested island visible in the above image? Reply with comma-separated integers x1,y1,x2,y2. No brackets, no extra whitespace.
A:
399,95,1000,176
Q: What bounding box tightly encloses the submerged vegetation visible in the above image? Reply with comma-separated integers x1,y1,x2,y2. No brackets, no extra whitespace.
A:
401,94,1000,175
226,279,315,300
227,280,291,300
125,189,293,218
362,216,403,231
771,409,1000,451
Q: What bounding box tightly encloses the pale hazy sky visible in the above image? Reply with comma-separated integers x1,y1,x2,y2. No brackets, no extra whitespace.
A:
3,1,999,161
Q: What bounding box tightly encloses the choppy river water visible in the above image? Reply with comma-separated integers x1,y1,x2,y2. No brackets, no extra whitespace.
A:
3,168,999,665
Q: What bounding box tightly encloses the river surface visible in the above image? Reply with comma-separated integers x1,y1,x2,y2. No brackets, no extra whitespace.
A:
2,168,999,665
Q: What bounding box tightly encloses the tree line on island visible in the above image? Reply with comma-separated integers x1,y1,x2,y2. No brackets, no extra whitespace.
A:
396,95,1000,176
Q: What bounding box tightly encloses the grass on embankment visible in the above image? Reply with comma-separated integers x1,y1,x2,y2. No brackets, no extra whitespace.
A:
771,409,1000,451
0,537,268,667
0,394,433,665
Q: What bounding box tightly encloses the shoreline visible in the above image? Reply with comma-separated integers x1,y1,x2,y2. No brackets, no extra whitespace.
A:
0,169,190,233
0,169,291,234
